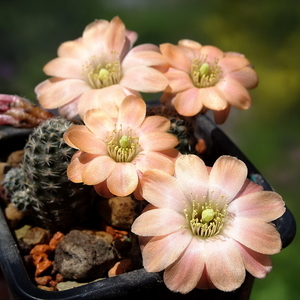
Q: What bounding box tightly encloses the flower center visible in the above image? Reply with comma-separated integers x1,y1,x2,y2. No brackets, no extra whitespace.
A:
83,54,121,89
191,57,222,88
184,196,227,238
105,125,141,163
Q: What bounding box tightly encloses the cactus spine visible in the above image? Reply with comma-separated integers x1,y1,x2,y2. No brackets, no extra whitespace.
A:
3,117,94,232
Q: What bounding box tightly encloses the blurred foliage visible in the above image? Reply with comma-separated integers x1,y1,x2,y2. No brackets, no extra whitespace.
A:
0,0,299,298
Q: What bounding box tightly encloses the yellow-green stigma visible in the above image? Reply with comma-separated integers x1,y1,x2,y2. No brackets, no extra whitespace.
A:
84,54,121,89
106,125,141,163
191,57,222,88
184,197,227,238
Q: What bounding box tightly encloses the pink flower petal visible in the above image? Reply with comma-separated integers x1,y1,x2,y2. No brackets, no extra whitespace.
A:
66,152,97,182
235,178,264,198
35,78,90,109
163,237,205,294
178,39,202,51
122,50,168,72
82,19,109,51
236,242,272,278
200,45,225,61
208,156,248,206
139,230,192,272
224,218,282,255
135,151,175,174
218,56,251,74
227,66,259,89
198,87,228,111
93,180,114,198
67,157,84,183
140,169,186,213
164,69,194,92
64,125,107,154
174,155,209,201
77,86,127,119
120,66,168,92
172,88,203,116
57,40,89,60
124,29,138,49
212,104,231,124
82,155,115,185
43,57,82,79
205,238,246,291
126,43,159,55
228,191,285,222
103,16,126,55
107,163,138,196
160,43,192,72
139,115,171,134
131,207,186,236
117,95,146,129
58,96,80,119
139,131,179,151
83,108,115,137
216,78,252,109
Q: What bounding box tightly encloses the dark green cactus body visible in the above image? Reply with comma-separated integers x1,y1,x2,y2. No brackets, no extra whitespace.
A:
146,105,197,154
4,117,95,232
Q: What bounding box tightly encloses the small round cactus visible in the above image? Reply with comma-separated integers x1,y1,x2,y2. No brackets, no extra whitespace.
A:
3,117,95,232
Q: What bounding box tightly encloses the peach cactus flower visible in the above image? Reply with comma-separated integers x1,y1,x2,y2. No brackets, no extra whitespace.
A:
63,95,180,198
35,16,169,119
160,40,258,123
132,155,285,293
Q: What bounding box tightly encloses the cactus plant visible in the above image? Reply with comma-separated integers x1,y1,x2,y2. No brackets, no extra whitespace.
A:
2,117,95,232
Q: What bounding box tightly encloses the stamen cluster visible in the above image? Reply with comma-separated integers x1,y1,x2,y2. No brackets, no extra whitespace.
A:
191,58,222,88
106,125,141,162
184,196,227,238
84,55,121,89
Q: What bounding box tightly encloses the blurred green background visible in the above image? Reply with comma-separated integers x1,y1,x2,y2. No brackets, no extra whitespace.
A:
1,0,299,298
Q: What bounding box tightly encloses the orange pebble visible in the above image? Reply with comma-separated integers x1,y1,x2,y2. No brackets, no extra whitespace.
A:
49,232,65,250
108,259,133,277
195,138,207,154
35,259,53,277
35,275,52,286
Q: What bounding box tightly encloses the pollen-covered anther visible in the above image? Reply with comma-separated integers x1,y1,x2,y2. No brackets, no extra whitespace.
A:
84,55,121,89
191,57,222,88
106,125,141,163
185,198,227,238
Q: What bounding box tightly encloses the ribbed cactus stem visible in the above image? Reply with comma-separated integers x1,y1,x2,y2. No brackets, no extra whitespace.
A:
3,117,95,233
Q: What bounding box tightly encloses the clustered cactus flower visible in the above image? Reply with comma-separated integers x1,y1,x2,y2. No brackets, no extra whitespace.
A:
0,16,286,295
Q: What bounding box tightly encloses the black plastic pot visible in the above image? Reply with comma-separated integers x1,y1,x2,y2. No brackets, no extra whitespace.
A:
0,116,296,300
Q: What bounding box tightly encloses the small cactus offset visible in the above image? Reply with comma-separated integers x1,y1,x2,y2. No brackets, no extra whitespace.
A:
3,117,95,232
146,105,198,154
1,167,32,211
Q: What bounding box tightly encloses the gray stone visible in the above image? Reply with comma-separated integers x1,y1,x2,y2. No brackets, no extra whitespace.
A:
54,230,116,281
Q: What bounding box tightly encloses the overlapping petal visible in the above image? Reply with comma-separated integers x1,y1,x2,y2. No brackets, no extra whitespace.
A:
139,131,179,151
163,238,205,294
139,230,192,272
159,40,258,123
208,155,248,206
131,207,185,236
223,217,282,254
107,163,139,196
35,16,168,120
205,238,245,291
139,169,187,212
132,154,284,294
64,95,179,197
